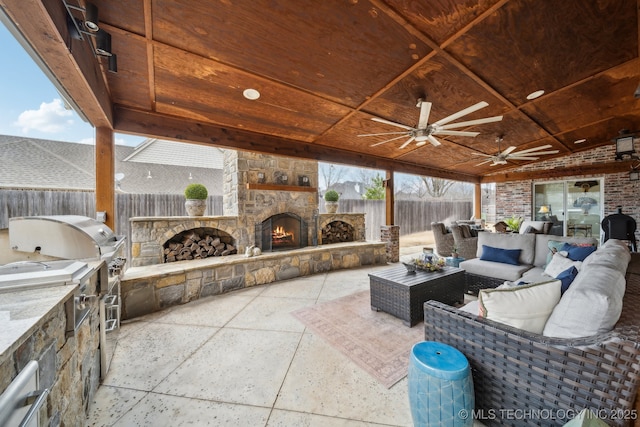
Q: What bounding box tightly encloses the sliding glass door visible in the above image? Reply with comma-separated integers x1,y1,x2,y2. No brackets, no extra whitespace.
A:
533,179,602,239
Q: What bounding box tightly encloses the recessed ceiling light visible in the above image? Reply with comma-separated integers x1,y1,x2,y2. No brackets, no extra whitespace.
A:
574,138,587,144
526,90,545,100
243,88,260,100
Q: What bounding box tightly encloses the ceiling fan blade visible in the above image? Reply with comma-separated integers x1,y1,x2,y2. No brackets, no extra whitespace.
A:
358,131,409,137
509,144,553,154
399,136,416,149
502,146,517,155
417,101,432,129
439,115,503,130
471,152,495,157
370,134,411,147
475,158,494,166
371,117,414,131
427,135,442,146
508,156,540,160
432,101,489,126
512,150,559,156
434,130,480,137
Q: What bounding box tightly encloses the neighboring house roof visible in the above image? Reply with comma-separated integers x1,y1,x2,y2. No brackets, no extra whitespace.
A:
0,135,224,195
123,138,225,169
330,181,366,199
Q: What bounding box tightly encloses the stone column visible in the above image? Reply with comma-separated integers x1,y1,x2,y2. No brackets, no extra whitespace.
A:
380,225,400,262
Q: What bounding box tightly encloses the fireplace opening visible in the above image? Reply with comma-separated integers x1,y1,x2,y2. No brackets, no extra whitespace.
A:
322,220,355,244
256,213,308,252
163,227,236,262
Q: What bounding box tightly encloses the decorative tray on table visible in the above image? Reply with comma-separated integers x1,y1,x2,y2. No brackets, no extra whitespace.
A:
402,255,446,273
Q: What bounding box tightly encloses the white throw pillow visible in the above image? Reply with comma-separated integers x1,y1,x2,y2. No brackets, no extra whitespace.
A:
478,280,562,334
544,252,582,278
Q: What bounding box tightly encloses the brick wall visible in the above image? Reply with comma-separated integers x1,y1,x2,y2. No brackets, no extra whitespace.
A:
493,145,640,239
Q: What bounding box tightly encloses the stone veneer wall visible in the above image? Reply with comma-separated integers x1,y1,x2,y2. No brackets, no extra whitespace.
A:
318,213,366,243
224,150,319,247
129,213,367,267
492,144,640,241
121,241,387,319
0,272,101,426
130,216,240,267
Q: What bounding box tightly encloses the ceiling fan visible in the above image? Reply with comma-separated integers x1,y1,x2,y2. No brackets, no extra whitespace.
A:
473,137,560,166
358,98,503,149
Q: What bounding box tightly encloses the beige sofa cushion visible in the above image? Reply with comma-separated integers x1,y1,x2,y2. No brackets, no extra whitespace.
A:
542,240,630,338
479,280,562,334
476,232,536,265
533,234,598,267
519,220,550,234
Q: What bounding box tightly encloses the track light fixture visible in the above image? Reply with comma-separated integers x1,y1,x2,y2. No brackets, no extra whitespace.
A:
95,30,111,56
108,54,117,73
63,0,100,36
63,0,118,72
83,2,99,32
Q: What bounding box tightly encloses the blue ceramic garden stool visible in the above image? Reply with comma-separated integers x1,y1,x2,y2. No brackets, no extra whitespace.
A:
408,341,474,427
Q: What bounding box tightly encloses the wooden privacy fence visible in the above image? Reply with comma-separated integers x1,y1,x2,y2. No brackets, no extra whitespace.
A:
0,190,471,241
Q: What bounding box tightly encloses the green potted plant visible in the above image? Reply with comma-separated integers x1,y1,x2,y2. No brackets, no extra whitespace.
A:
184,183,208,216
503,215,523,232
452,245,459,259
324,189,340,214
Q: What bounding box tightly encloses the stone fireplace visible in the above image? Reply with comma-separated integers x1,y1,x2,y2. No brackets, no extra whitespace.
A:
129,151,367,267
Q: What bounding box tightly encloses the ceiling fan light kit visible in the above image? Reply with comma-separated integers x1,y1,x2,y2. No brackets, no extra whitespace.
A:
473,138,559,167
359,99,502,149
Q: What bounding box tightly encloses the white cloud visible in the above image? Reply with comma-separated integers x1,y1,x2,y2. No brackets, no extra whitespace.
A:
78,137,95,145
15,99,74,133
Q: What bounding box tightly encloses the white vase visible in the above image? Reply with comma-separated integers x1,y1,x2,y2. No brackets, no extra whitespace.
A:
325,201,338,214
185,199,206,216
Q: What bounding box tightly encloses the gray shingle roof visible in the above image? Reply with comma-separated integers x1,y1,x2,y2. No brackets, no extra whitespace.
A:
0,135,224,195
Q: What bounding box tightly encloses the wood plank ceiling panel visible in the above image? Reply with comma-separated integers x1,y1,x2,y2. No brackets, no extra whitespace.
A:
149,0,432,107
152,44,352,142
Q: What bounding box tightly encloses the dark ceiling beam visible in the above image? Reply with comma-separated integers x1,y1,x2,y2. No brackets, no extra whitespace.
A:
481,161,635,183
0,0,113,128
115,105,481,183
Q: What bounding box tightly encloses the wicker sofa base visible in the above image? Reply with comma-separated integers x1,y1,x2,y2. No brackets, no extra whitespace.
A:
464,272,504,295
423,271,640,427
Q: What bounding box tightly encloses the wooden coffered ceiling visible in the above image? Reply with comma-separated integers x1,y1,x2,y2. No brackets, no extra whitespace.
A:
2,0,639,183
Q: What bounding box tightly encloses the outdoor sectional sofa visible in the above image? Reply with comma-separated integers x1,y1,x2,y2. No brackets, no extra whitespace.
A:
460,231,598,295
423,237,640,426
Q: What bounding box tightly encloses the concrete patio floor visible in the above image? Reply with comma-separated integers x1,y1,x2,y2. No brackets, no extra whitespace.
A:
86,264,419,426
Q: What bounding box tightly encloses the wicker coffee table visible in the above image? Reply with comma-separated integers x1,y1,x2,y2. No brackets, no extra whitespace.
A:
369,266,464,326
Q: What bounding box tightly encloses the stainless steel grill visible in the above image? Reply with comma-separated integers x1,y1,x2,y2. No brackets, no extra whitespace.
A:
8,215,126,261
7,215,126,379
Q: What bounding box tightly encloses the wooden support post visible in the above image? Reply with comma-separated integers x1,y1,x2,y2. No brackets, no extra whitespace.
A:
385,170,394,225
474,182,482,219
95,127,115,230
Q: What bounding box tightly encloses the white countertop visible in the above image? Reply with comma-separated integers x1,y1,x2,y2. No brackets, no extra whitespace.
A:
0,284,77,360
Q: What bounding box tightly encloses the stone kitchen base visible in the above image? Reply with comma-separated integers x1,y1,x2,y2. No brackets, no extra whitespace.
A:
121,241,387,319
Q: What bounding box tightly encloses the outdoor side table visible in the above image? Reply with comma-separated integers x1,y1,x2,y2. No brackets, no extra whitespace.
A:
445,256,465,268
408,341,474,426
369,266,464,326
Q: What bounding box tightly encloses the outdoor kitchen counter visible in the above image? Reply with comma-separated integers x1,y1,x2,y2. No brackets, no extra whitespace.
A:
0,284,77,361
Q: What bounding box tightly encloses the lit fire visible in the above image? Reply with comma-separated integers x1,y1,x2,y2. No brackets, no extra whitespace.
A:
272,226,294,240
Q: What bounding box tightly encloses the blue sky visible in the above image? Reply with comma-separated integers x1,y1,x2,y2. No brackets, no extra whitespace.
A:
0,23,144,147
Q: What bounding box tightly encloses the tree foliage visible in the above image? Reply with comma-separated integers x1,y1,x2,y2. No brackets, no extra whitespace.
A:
363,174,385,200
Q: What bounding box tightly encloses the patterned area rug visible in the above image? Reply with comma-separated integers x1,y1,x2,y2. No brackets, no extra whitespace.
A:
292,290,424,388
